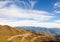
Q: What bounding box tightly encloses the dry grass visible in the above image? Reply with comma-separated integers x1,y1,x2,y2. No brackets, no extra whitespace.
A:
0,25,59,42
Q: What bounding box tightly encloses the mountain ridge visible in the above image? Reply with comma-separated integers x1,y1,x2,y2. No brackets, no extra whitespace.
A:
16,26,60,37
0,25,60,42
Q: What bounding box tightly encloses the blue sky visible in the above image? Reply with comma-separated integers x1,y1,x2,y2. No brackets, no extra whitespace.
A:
0,0,60,28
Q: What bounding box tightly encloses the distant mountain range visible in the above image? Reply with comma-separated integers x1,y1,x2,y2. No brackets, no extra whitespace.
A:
16,26,60,38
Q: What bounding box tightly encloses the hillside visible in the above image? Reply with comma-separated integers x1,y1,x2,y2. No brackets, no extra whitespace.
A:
0,25,59,42
16,26,60,37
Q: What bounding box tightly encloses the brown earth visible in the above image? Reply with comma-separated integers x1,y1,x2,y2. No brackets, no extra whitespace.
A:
0,25,59,42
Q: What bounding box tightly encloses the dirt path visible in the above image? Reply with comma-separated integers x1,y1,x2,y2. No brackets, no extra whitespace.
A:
7,33,31,42
7,33,41,42
31,36,41,42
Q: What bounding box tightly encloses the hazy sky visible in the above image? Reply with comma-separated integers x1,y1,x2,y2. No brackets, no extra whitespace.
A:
0,0,60,28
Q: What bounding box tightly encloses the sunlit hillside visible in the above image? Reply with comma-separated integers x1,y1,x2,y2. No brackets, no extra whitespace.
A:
0,25,59,42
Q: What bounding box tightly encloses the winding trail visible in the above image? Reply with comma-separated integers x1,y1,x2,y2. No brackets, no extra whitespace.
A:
21,33,31,42
7,33,43,42
31,36,41,42
7,33,31,42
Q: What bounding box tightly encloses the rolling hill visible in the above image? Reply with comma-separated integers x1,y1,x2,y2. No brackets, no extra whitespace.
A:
0,25,59,42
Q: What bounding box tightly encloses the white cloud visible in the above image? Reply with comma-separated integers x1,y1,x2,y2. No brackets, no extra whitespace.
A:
54,2,60,8
0,18,8,22
0,1,60,28
0,4,53,21
0,1,7,8
54,10,60,14
0,20,60,28
0,1,12,8
55,11,60,14
54,2,60,14
54,20,60,23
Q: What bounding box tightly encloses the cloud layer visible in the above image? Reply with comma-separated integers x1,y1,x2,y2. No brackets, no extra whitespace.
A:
0,1,60,28
0,3,53,21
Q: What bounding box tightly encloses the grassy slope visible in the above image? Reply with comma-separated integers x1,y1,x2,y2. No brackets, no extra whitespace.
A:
0,25,59,42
